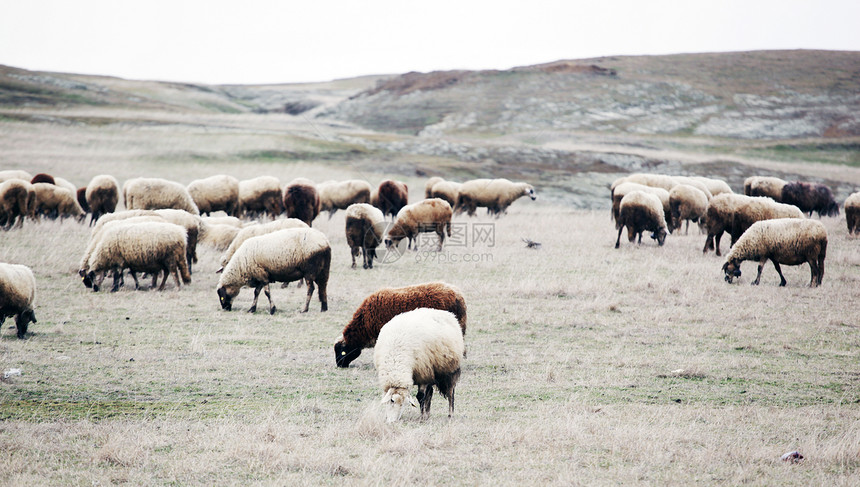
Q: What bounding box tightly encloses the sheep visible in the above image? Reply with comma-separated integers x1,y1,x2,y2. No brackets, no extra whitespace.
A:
701,193,756,256
845,192,860,234
781,181,839,218
728,198,804,246
85,174,120,224
611,182,671,231
216,218,309,272
611,173,678,194
672,176,713,200
238,176,283,219
30,173,55,185
0,179,34,230
30,182,85,221
334,281,467,368
744,176,787,201
372,179,409,220
615,191,668,248
722,219,827,287
385,198,452,251
429,180,462,209
669,184,709,235
76,187,90,215
201,215,244,228
424,176,445,199
0,170,33,183
53,177,78,195
374,308,464,422
282,177,320,226
456,178,536,217
199,222,243,250
318,179,373,218
82,221,192,292
691,176,734,196
344,203,385,269
0,263,37,339
216,227,330,314
187,174,240,216
123,177,200,215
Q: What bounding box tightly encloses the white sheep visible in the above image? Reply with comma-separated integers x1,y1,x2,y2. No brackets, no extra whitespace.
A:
187,174,240,216
216,227,331,313
85,174,120,225
691,176,733,196
345,203,385,269
373,308,465,423
429,180,462,209
728,197,804,246
385,198,452,251
82,221,191,292
30,182,85,221
216,218,309,272
615,191,668,248
668,184,709,235
611,173,678,194
672,176,713,200
743,176,787,201
0,179,35,229
238,176,282,219
0,262,37,339
455,178,536,217
845,192,860,235
722,219,827,287
318,179,373,218
123,177,200,215
424,176,445,199
0,170,34,183
201,215,244,228
702,193,754,256
53,177,78,195
199,222,244,250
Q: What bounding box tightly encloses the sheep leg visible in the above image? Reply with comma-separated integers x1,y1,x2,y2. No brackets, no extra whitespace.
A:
751,260,766,285
436,224,445,251
301,279,315,313
249,284,262,313
714,231,724,256
361,247,369,269
817,251,826,286
615,226,624,249
807,258,820,288
264,284,276,315
417,385,433,419
684,219,690,235
171,266,182,290
110,269,123,293
350,246,358,269
771,260,788,287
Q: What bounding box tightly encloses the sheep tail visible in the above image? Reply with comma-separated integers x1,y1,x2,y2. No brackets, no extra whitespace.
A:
177,247,192,284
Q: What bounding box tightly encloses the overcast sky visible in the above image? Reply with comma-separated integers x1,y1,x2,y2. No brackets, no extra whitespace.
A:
2,0,858,85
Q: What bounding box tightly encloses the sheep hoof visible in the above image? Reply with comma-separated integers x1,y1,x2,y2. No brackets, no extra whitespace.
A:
269,306,276,315
247,306,256,313
92,284,99,292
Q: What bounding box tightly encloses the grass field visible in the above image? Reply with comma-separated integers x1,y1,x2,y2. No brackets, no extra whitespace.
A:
1,103,859,484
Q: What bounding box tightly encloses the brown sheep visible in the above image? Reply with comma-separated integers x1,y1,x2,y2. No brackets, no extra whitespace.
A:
372,179,409,220
345,203,385,269
30,173,55,185
282,178,320,226
334,282,467,368
702,193,756,256
845,192,860,234
31,183,85,221
669,184,709,235
238,176,283,219
729,198,804,246
0,179,34,230
385,198,452,251
611,182,671,231
615,191,668,248
780,181,839,218
76,188,90,215
85,174,120,225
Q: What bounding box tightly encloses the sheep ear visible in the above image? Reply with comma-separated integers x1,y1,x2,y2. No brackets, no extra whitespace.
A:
215,266,224,274
381,389,393,404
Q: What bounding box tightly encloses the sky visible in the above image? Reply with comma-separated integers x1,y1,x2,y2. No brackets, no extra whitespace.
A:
1,0,858,85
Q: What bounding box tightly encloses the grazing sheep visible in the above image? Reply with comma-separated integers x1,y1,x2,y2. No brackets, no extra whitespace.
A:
30,173,55,185
85,174,120,224
722,219,827,287
76,188,90,215
615,191,668,248
187,174,240,216
0,179,34,230
456,178,536,217
702,193,756,256
744,176,787,201
845,192,860,234
372,179,409,220
318,179,373,218
31,182,85,221
729,198,804,246
611,173,678,194
216,218,308,272
238,176,283,219
429,180,462,209
424,176,445,199
374,308,465,422
0,263,37,339
198,222,242,250
83,221,192,292
691,176,734,196
669,184,709,235
282,177,320,226
344,203,385,269
781,181,839,218
611,182,672,231
334,281,467,368
216,227,330,313
123,177,200,215
671,176,713,200
0,170,33,183
385,198,452,251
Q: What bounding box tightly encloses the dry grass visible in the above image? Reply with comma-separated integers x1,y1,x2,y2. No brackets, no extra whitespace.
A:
0,109,859,485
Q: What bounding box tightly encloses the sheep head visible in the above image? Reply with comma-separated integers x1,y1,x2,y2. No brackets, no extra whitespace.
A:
384,224,407,249
79,269,93,289
217,285,239,311
523,184,537,201
334,338,362,368
381,387,418,423
722,260,742,283
650,227,668,246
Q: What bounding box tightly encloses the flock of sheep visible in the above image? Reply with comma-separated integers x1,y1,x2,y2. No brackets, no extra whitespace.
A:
0,168,535,421
611,173,853,288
